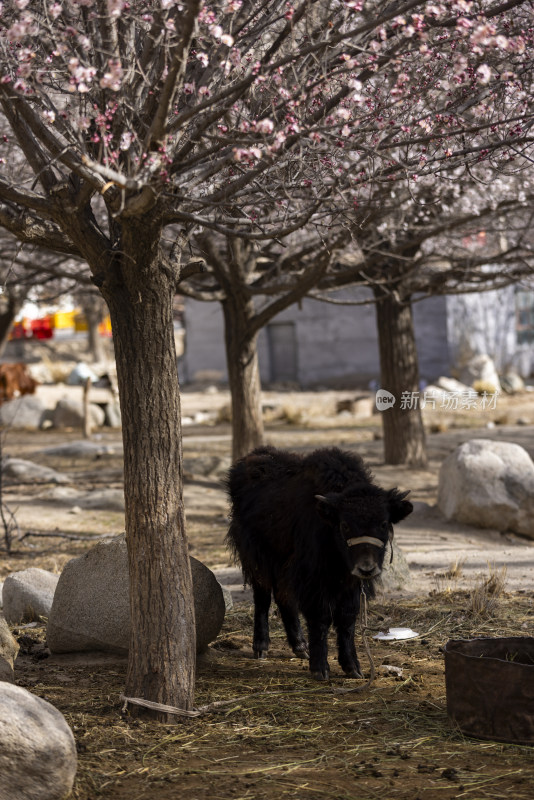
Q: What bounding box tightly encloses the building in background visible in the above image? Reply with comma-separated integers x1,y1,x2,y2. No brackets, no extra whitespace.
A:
181,286,534,389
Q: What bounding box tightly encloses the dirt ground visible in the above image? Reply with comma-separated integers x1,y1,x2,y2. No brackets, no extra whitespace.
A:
2,385,534,799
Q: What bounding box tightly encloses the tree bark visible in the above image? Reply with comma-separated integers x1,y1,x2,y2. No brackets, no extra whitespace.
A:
77,292,109,363
222,295,264,462
99,221,195,719
374,288,427,467
0,294,25,359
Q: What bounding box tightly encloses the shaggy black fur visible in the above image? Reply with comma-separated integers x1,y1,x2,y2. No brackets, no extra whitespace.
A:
226,446,413,680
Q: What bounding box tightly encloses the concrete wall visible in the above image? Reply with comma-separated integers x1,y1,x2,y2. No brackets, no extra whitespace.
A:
182,290,450,388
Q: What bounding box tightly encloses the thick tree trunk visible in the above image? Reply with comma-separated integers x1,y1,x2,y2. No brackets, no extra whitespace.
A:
374,289,427,467
222,296,264,462
100,224,195,720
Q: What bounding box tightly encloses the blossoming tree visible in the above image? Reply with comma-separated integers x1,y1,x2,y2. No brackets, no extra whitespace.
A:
0,0,533,717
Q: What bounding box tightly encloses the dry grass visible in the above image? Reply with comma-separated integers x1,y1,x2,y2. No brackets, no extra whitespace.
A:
466,565,508,618
12,592,534,800
432,558,467,594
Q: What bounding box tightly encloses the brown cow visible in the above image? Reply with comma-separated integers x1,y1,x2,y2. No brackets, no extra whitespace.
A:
0,363,39,404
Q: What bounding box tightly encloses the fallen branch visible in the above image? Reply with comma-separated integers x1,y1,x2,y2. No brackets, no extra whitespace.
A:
18,530,117,542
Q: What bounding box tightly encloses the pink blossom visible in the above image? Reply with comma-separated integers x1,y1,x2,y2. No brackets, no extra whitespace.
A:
183,82,195,95
76,116,91,132
476,64,492,84
100,59,123,91
120,132,133,150
196,52,209,67
255,118,274,134
198,86,211,97
223,0,242,11
456,18,473,30
107,0,124,18
49,3,62,18
209,25,223,39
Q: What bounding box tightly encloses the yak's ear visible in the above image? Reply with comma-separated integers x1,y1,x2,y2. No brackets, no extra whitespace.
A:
315,493,341,523
387,488,413,524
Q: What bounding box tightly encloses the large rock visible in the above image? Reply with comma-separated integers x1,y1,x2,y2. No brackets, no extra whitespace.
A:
47,535,225,655
2,568,59,624
379,541,413,593
437,439,534,537
52,397,105,429
41,440,119,458
0,682,77,800
0,395,46,429
460,354,501,392
0,617,19,682
2,458,70,485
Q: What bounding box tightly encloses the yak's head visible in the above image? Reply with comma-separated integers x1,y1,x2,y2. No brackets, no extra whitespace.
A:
315,485,413,580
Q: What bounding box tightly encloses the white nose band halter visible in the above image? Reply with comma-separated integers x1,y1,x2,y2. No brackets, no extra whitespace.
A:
347,536,385,548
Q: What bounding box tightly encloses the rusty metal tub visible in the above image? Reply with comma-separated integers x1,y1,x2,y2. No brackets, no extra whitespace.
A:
444,637,534,745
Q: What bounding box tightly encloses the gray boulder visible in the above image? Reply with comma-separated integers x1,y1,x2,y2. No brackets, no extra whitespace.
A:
41,440,119,458
2,458,70,485
438,439,534,537
47,535,225,655
38,487,125,512
0,617,19,682
103,400,121,428
76,489,124,512
0,395,46,429
460,354,501,392
0,682,77,800
379,541,413,593
52,397,105,429
2,568,59,624
500,372,525,394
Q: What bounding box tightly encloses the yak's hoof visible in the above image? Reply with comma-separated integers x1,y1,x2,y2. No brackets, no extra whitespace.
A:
253,650,267,659
310,668,330,681
343,668,364,679
292,643,309,659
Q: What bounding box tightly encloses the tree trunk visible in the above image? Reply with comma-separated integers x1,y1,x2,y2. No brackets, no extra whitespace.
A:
222,296,264,462
374,289,427,467
0,295,25,359
78,292,109,363
82,377,92,439
86,314,108,363
100,225,195,720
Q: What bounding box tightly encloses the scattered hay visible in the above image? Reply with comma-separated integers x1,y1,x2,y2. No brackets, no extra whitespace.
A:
433,557,467,594
466,564,508,618
472,379,500,396
13,593,534,800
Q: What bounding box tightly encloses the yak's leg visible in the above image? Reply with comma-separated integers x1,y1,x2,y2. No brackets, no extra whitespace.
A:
252,582,271,659
333,594,362,678
304,612,331,681
273,586,308,659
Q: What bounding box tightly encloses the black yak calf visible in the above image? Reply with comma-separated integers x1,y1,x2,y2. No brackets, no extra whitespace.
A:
226,446,413,680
